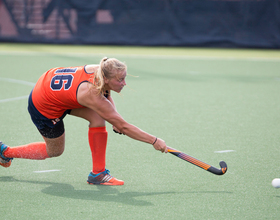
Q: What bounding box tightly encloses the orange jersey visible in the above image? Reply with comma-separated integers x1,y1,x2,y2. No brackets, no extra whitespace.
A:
32,65,94,119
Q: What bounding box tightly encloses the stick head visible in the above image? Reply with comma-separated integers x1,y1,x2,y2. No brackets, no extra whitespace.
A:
219,161,227,174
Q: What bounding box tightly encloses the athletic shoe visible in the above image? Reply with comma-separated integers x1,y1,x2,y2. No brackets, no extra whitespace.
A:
0,141,13,168
87,169,124,185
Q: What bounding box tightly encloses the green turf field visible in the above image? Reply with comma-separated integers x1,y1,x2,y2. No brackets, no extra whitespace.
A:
0,43,280,219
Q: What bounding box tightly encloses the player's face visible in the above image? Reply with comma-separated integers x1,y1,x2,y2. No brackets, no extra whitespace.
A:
105,70,127,93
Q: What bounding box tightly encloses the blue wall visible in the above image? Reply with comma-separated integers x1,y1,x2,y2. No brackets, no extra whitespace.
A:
1,0,279,48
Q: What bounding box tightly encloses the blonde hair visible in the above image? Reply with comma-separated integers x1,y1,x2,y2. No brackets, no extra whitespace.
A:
93,57,127,94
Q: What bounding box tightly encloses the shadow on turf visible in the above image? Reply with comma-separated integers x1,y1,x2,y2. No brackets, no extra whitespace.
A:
0,176,180,206
1,176,232,205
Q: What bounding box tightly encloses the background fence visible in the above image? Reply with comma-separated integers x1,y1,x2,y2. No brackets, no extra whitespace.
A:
0,0,279,48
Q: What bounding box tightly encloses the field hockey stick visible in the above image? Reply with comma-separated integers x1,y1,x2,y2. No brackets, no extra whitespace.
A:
167,147,227,175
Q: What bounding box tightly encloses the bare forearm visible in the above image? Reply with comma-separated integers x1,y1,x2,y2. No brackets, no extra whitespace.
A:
119,123,167,153
119,123,156,144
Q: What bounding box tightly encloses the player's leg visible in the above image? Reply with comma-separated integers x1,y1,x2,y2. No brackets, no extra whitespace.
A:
1,92,67,167
43,133,65,157
70,108,124,185
71,107,106,174
0,122,65,167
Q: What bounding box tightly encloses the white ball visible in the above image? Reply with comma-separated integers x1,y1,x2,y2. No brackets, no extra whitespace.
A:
272,178,280,188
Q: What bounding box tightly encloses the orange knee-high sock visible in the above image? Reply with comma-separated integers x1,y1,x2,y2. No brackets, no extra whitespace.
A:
88,126,107,174
4,142,49,160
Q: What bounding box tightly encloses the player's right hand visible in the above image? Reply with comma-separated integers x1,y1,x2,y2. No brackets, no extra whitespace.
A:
153,138,168,153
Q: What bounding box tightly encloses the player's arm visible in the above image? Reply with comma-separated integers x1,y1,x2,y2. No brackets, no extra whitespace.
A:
77,83,167,152
106,92,122,134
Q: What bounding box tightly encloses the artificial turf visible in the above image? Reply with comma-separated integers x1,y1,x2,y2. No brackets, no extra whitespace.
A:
0,43,280,219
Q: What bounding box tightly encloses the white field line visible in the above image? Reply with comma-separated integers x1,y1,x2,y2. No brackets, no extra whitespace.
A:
0,95,29,103
33,169,61,173
0,77,35,103
214,150,236,153
0,50,279,62
0,77,35,86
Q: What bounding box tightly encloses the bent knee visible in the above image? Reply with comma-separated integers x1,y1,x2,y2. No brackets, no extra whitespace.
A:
48,150,64,158
46,146,65,158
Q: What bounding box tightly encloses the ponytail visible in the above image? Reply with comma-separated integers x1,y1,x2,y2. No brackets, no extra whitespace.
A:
94,57,108,94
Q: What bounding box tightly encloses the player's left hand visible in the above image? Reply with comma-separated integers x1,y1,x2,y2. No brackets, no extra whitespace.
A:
113,126,124,135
